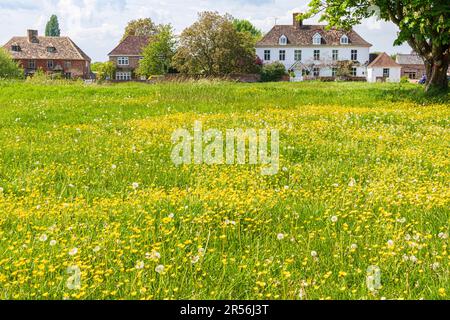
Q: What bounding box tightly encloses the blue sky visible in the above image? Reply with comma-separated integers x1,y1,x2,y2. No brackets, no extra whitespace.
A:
0,0,412,61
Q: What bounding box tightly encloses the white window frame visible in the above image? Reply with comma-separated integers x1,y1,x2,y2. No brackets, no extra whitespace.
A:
47,60,54,69
313,49,320,61
332,49,339,61
279,50,286,61
117,57,129,66
279,35,288,45
351,50,358,61
313,67,320,77
264,50,271,61
351,67,357,77
332,67,337,77
294,50,302,61
313,33,322,45
28,60,36,69
340,35,349,45
383,68,390,78
116,71,132,81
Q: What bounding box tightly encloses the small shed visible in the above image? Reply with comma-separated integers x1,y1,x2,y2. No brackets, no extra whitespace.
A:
367,52,401,83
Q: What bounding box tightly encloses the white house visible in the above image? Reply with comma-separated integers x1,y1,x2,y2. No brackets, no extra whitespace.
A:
367,52,401,83
256,13,372,81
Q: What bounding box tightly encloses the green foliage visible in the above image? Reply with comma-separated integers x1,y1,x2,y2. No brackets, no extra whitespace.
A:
260,62,287,82
45,15,61,37
401,76,410,84
173,12,258,76
122,18,158,41
137,25,176,77
0,48,23,79
304,0,449,91
232,19,262,41
91,61,116,81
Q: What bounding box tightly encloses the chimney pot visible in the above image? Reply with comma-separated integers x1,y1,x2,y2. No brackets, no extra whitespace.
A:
293,13,303,28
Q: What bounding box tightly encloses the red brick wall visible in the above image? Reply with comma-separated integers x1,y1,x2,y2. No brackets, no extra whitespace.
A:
16,59,91,79
109,56,142,79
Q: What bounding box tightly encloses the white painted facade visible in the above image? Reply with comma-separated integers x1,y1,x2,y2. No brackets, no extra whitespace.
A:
367,66,401,83
256,45,370,80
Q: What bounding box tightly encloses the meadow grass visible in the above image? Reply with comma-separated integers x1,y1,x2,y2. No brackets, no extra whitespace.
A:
0,80,448,300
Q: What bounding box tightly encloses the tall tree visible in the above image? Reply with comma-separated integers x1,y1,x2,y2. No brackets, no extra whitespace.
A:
137,25,176,77
233,19,262,41
304,0,450,92
0,48,23,79
45,15,61,37
173,12,258,76
122,18,159,40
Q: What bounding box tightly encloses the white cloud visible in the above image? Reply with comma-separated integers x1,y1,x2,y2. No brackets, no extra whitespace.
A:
0,0,412,61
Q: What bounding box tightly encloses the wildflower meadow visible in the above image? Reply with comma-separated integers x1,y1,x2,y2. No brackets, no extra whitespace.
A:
0,81,448,300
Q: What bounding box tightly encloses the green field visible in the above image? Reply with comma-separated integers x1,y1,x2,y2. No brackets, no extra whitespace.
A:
0,81,448,300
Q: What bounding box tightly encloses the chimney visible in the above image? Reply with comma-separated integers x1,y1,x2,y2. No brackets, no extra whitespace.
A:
27,29,38,43
293,13,303,29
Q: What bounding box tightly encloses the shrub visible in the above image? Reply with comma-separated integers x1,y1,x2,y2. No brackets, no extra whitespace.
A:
0,48,23,79
400,76,410,84
260,62,287,82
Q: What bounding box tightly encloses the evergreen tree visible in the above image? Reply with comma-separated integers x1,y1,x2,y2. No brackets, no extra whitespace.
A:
45,15,61,37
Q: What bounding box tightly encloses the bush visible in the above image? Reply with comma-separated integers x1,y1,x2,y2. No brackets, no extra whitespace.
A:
400,76,410,84
260,62,287,82
0,48,23,79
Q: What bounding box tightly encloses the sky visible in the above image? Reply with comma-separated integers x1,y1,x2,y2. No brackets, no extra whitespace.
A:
0,0,412,62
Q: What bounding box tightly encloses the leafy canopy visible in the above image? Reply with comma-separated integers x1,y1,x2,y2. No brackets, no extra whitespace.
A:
233,19,262,40
122,18,159,41
45,15,61,37
173,12,259,76
0,48,23,79
137,25,176,77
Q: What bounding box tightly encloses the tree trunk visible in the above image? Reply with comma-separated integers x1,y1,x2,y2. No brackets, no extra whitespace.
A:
421,44,449,92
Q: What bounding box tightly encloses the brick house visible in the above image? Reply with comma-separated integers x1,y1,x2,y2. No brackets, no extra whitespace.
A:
3,30,92,79
108,36,150,81
395,53,426,80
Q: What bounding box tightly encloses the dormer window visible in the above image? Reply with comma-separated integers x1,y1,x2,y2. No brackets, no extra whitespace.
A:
340,35,349,45
47,46,56,53
279,35,288,45
11,45,21,52
313,33,322,45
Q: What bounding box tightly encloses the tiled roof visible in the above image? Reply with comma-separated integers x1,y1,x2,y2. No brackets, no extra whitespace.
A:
108,35,150,56
368,52,400,68
256,25,372,47
396,54,424,65
3,36,91,61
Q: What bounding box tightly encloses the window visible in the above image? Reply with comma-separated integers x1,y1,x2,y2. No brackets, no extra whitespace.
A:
332,49,339,61
332,67,337,77
383,68,390,77
314,50,320,61
11,45,21,52
65,72,72,79
313,67,320,77
313,33,322,45
47,46,56,53
294,50,302,61
28,60,36,69
47,60,54,69
116,71,132,81
351,67,357,77
279,50,286,61
351,50,358,61
64,61,72,69
340,35,349,45
264,50,271,61
117,57,129,66
279,35,288,45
